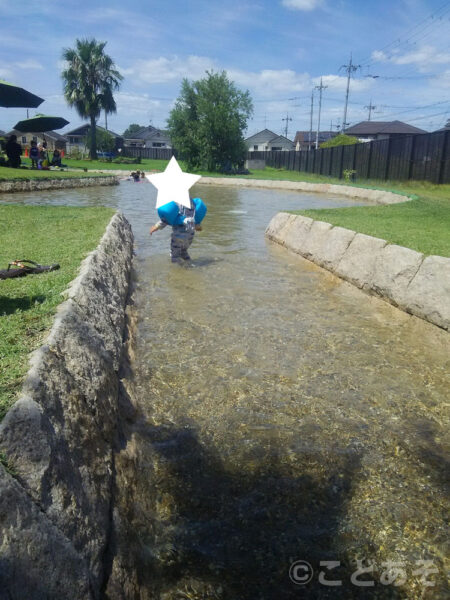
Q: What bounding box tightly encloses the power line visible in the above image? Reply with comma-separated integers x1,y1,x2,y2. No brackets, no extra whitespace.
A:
358,0,450,66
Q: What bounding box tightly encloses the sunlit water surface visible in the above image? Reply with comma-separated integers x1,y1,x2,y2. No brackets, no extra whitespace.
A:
2,181,449,599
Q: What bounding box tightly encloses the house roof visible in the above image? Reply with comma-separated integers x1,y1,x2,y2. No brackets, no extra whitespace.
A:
294,130,336,144
128,126,170,141
268,134,295,146
245,129,280,144
65,124,121,138
7,129,67,141
345,120,426,135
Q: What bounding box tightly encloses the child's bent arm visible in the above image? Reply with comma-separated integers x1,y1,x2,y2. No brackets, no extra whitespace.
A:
150,221,167,235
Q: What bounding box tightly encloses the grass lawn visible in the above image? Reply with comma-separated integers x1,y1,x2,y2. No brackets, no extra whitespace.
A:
19,157,170,173
0,164,116,180
0,204,115,420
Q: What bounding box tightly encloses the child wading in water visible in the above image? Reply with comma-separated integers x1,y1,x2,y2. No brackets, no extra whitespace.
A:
150,199,203,263
147,157,206,264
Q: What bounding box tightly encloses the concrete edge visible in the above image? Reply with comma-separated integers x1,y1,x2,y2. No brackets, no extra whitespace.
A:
0,211,134,598
0,175,119,193
198,176,412,205
265,212,449,331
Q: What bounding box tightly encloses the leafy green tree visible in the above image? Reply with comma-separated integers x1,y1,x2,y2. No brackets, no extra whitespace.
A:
320,133,359,148
61,38,123,159
85,128,115,153
168,70,253,171
123,123,145,138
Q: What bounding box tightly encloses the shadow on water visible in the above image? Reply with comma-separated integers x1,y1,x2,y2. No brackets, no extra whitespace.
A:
0,294,46,316
110,393,406,600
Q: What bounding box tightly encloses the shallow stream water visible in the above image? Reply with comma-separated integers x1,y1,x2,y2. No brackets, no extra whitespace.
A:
2,181,449,599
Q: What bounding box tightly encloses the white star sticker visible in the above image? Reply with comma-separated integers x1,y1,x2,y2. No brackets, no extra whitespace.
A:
146,156,201,209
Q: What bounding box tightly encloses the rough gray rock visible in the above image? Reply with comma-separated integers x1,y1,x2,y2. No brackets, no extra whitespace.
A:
0,212,134,598
371,244,424,307
282,215,314,255
199,177,411,205
0,176,118,193
264,211,291,244
403,255,450,330
334,233,387,289
0,466,93,600
312,226,356,271
265,212,449,331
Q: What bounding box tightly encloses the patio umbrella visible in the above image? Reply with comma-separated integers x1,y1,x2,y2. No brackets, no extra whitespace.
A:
13,114,69,132
0,80,44,108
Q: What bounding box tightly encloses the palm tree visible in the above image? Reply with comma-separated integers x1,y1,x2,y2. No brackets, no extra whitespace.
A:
61,38,123,159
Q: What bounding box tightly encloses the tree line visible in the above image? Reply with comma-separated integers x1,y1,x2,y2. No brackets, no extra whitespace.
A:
61,38,253,170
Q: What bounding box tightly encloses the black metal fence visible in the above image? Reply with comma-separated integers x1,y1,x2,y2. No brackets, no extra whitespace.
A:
122,130,450,183
123,146,175,160
248,130,450,184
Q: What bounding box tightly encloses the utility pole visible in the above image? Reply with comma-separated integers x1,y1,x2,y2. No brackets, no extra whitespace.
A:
364,99,376,121
309,90,314,150
340,53,360,133
105,111,108,131
282,112,292,138
315,78,327,150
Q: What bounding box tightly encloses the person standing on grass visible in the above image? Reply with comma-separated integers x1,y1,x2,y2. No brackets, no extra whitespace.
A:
29,140,39,168
5,135,22,168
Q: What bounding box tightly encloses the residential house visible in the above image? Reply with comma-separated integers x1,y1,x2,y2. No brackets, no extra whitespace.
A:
6,130,67,152
123,125,172,149
294,130,336,151
344,120,426,141
245,129,295,151
65,124,123,154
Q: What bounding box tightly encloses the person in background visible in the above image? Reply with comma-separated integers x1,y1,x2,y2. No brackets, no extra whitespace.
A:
51,148,62,167
5,134,22,168
29,140,39,168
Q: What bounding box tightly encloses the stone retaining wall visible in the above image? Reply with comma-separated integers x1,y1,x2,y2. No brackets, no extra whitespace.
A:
266,212,450,331
0,175,119,193
0,212,134,599
199,177,411,204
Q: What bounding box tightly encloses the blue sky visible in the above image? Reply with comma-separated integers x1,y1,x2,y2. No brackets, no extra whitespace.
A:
1,0,449,137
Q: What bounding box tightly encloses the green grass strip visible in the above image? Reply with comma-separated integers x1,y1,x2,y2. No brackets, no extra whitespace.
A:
289,197,450,257
0,204,115,420
0,165,116,181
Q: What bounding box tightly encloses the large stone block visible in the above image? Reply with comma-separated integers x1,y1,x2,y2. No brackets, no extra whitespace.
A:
313,226,356,271
265,212,292,243
0,301,117,587
67,213,133,369
300,220,333,261
335,233,387,289
0,465,92,599
371,244,424,307
0,212,134,595
282,215,314,255
402,255,450,330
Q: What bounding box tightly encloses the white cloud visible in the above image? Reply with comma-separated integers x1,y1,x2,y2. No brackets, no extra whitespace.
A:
14,59,44,71
371,45,450,72
124,55,216,85
281,0,323,11
228,68,311,95
0,67,13,80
